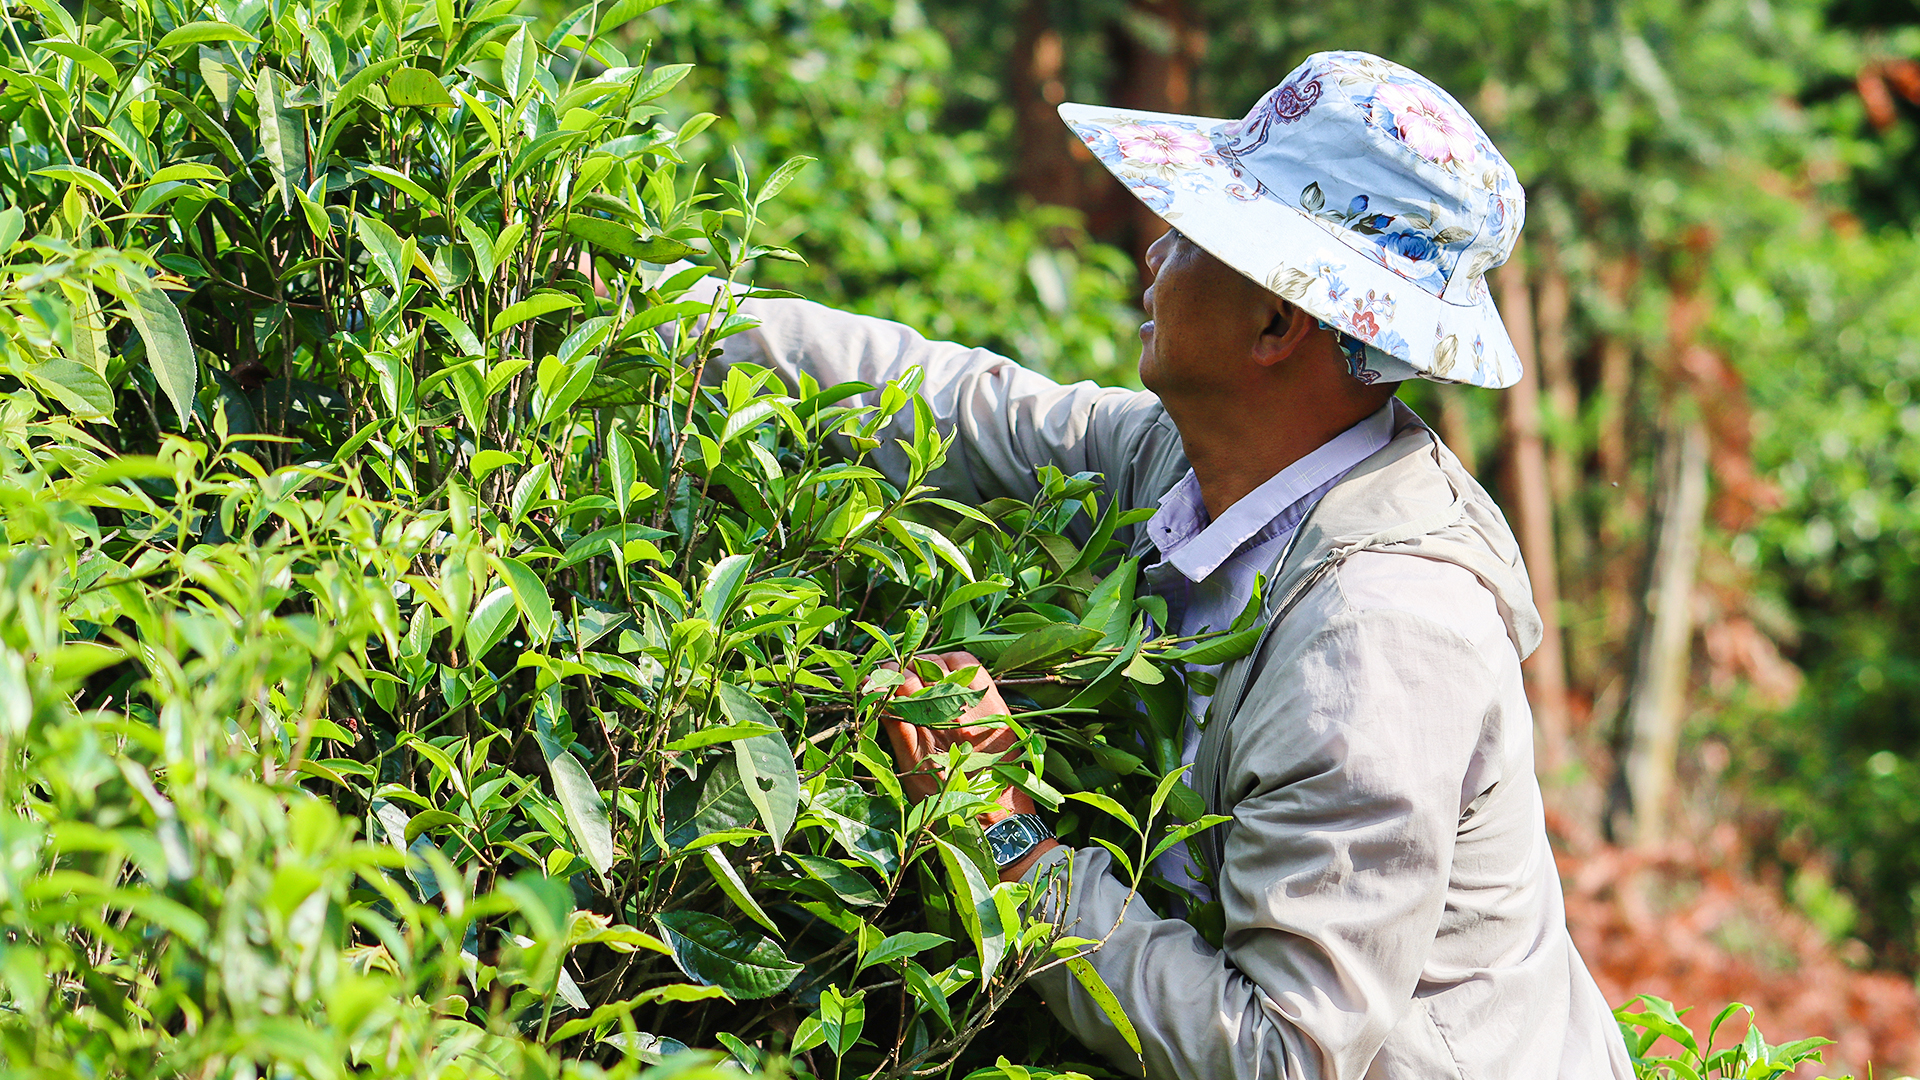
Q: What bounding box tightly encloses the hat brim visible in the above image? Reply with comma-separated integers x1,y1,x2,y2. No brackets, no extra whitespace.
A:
1059,101,1523,389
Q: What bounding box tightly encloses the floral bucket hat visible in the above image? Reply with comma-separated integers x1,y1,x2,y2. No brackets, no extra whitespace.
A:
1059,51,1526,388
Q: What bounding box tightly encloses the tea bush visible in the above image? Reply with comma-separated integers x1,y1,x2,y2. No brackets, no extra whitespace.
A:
0,0,1239,1073
0,0,1862,1076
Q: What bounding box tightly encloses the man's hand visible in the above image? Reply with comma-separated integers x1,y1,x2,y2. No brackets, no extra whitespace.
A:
877,651,1059,881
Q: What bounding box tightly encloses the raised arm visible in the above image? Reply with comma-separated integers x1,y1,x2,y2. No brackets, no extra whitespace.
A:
692,278,1159,507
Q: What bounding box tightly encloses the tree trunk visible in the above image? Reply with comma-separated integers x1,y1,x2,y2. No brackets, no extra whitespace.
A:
1011,0,1083,210
1613,419,1710,847
1594,257,1638,489
1496,257,1572,774
1534,241,1583,568
1434,387,1477,475
1100,0,1200,278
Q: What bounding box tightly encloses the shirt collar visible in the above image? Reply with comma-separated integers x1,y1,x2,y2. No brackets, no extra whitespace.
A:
1146,402,1397,582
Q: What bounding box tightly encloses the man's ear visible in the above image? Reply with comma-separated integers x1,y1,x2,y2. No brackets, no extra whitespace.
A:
1251,300,1318,369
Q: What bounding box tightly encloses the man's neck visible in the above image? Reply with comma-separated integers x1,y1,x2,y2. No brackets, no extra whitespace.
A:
1163,393,1390,521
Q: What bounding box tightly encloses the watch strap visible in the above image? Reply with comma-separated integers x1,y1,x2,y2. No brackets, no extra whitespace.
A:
983,813,1053,870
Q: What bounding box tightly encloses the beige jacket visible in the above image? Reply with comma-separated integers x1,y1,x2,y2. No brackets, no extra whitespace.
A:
708,292,1633,1080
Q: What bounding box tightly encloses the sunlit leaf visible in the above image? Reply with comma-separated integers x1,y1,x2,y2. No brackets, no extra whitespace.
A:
156,21,258,49
122,281,197,427
534,690,613,879
716,684,798,852
255,67,306,211
387,66,453,107
465,585,518,657
491,292,580,336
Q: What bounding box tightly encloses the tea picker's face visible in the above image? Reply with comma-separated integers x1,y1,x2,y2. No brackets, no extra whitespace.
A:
1136,227,1281,400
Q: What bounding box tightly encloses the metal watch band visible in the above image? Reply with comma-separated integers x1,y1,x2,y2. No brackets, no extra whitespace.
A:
983,813,1053,870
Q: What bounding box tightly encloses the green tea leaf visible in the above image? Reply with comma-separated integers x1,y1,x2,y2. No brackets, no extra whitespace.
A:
701,847,780,935
535,691,613,878
465,585,518,657
155,88,243,166
663,722,778,752
57,282,107,374
610,431,637,513
148,163,227,185
33,164,121,204
1147,814,1231,864
856,930,948,972
1066,790,1139,834
255,68,306,211
933,836,1006,980
323,57,406,133
562,212,650,257
992,623,1102,674
419,306,483,357
791,852,883,907
809,782,900,875
0,206,23,254
886,681,986,727
755,154,815,206
652,755,756,854
489,555,555,642
502,26,538,101
156,21,258,49
629,62,693,105
16,358,114,419
402,808,464,843
353,213,408,295
386,66,453,107
1081,557,1139,648
1061,955,1142,1062
652,910,801,1000
598,0,671,35
717,684,798,852
491,292,580,336
123,281,197,427
700,553,752,622
560,523,668,568
631,234,702,261
361,164,436,204
34,41,119,87
1168,624,1265,667
816,984,866,1057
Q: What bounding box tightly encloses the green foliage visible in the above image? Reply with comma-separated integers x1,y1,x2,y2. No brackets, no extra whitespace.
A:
1722,217,1920,965
0,433,641,1076
645,0,1142,384
1615,995,1846,1080
0,0,1229,1072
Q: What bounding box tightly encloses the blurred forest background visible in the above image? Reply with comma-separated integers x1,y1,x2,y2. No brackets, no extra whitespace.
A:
602,0,1920,1068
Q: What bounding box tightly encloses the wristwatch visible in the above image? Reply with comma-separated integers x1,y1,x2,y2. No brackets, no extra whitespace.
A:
982,813,1053,871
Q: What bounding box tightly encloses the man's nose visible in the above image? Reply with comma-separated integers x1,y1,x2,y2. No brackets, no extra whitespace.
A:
1143,227,1176,277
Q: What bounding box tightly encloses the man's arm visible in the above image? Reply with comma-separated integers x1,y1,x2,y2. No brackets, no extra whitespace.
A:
693,279,1155,507
1025,606,1500,1080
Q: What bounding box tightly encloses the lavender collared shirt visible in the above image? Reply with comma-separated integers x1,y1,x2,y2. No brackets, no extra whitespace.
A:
1143,402,1397,897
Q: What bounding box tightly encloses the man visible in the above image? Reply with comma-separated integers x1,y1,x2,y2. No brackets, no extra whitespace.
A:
710,51,1631,1079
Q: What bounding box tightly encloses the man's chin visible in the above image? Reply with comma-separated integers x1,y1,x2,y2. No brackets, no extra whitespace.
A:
1136,346,1160,392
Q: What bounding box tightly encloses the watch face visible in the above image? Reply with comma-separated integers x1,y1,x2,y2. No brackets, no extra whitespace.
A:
986,815,1048,868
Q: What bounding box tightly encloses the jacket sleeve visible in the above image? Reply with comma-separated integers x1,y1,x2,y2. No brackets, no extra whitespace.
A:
1026,606,1499,1080
694,280,1151,505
